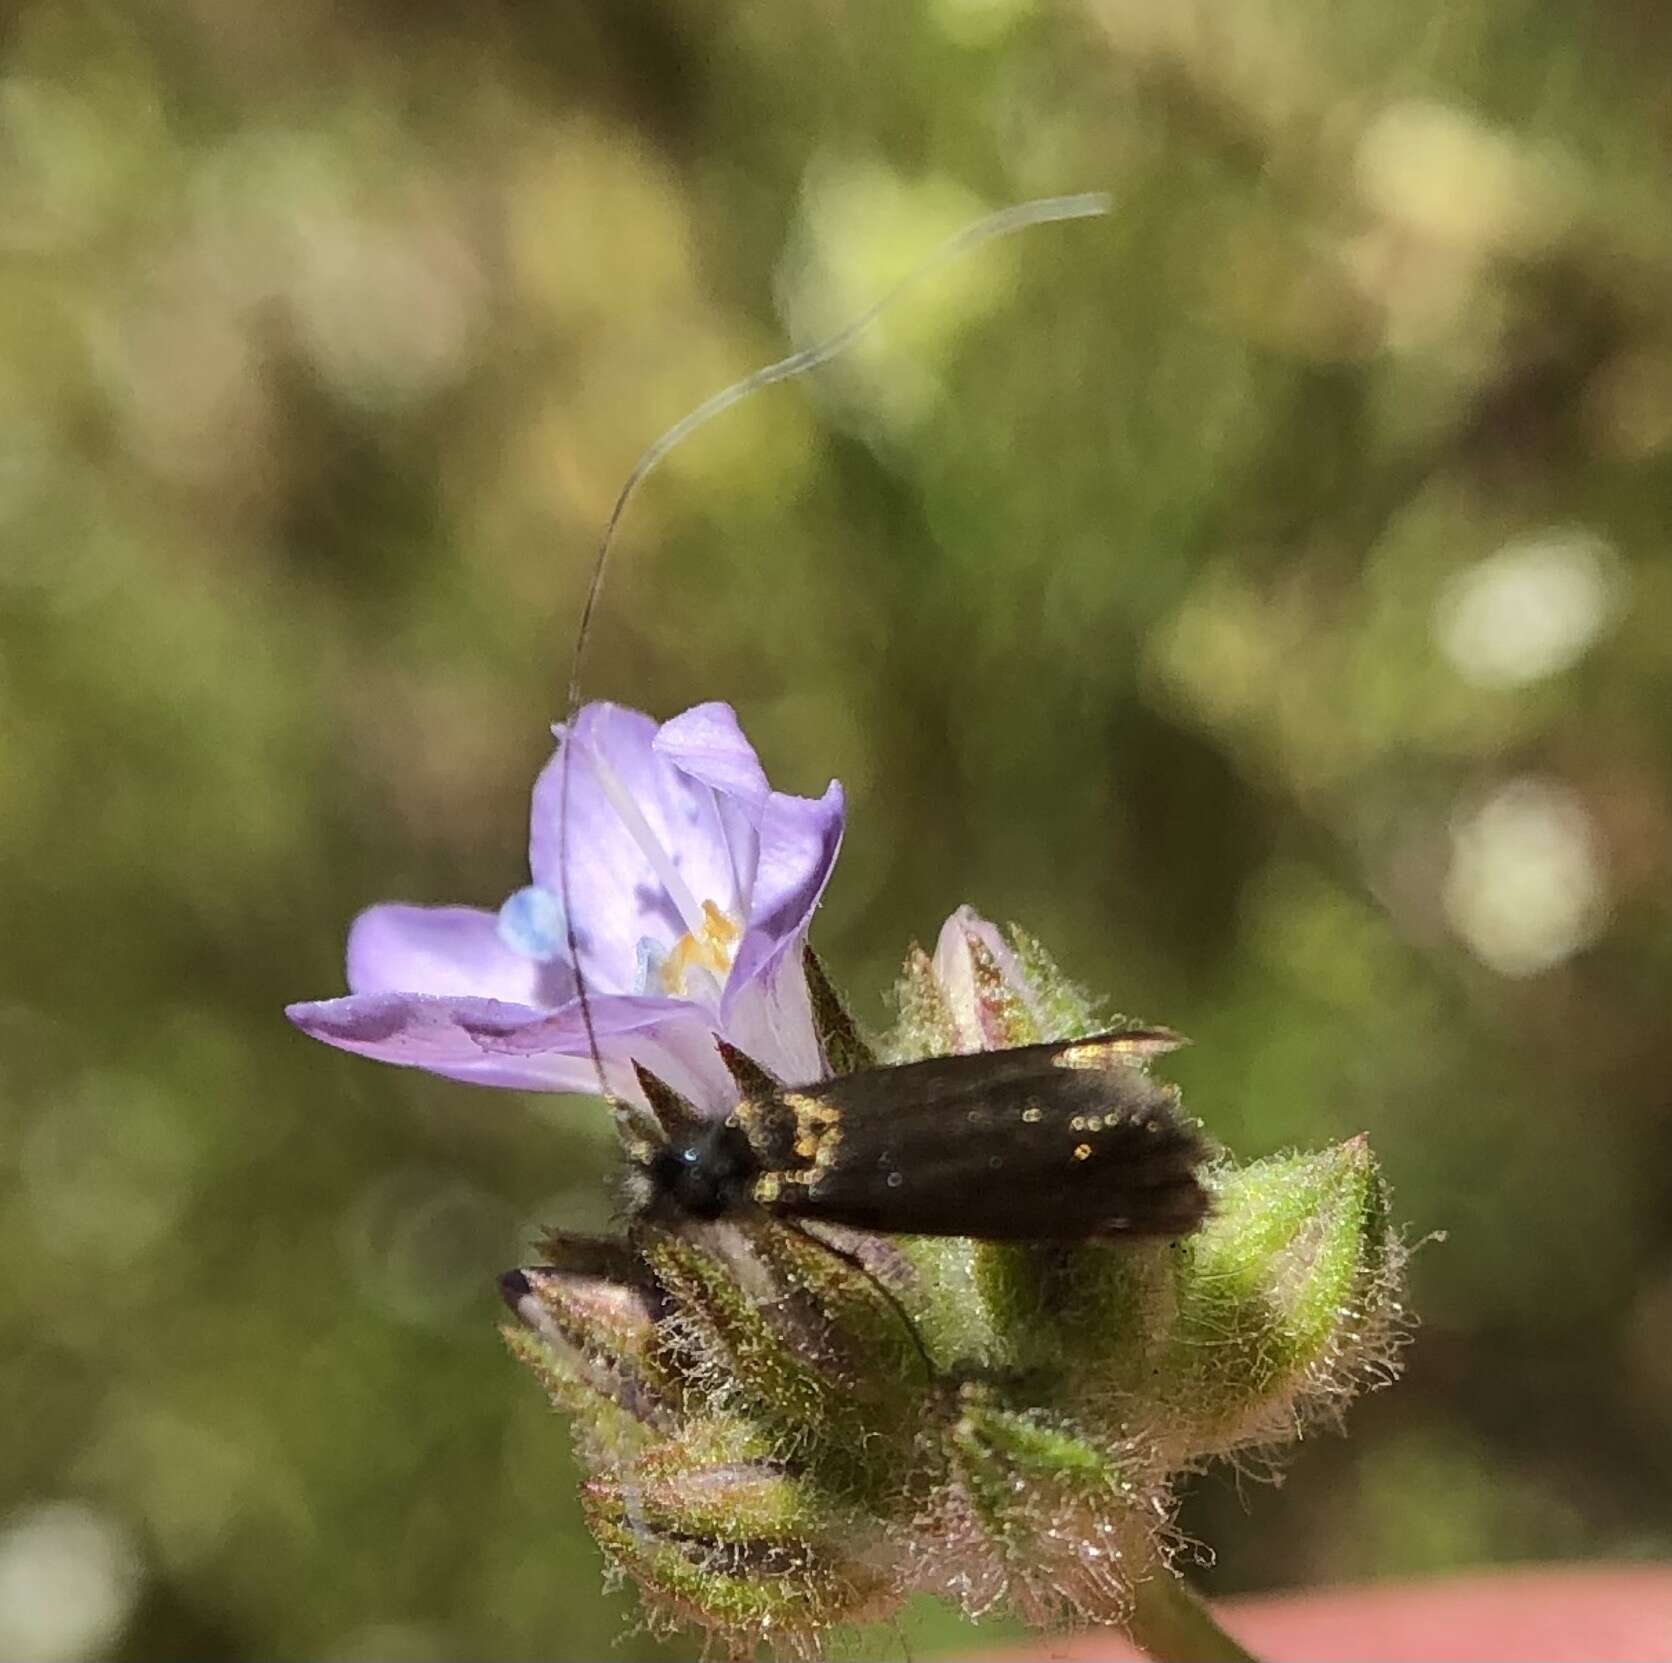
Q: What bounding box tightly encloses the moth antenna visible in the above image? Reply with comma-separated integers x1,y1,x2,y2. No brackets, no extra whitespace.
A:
713,1038,782,1101
553,190,1114,1111
631,1061,705,1144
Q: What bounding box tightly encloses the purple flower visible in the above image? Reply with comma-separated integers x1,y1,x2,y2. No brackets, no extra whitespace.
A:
287,702,844,1111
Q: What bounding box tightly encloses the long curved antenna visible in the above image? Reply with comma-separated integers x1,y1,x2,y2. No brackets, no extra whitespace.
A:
556,190,1112,1103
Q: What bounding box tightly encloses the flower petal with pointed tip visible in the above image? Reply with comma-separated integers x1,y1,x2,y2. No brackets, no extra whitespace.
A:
654,701,773,819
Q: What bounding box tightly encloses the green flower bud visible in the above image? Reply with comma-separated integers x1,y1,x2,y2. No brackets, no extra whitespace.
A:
939,1383,1169,1628
889,942,961,1061
636,1219,926,1505
583,1416,900,1651
892,915,1195,1385
890,906,1067,1060
499,1240,680,1463
1160,1137,1406,1460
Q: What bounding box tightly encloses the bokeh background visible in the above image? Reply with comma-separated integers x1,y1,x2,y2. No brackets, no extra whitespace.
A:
4,0,1671,1657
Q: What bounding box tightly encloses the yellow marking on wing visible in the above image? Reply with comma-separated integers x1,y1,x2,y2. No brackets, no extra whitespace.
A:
782,1091,844,1171
1054,1031,1184,1070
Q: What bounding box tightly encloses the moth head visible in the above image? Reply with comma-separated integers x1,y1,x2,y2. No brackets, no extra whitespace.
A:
627,1062,759,1223
643,1123,758,1222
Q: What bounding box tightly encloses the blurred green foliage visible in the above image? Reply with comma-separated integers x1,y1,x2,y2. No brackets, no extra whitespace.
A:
2,0,1670,1657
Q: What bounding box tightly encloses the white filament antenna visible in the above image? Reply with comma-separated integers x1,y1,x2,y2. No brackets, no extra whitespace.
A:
555,190,1113,1107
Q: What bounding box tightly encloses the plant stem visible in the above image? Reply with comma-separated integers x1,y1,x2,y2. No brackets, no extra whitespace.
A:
1126,1566,1261,1663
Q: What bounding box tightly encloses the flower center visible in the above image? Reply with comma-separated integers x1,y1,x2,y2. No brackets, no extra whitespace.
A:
588,739,743,1001
496,736,748,1001
652,899,742,998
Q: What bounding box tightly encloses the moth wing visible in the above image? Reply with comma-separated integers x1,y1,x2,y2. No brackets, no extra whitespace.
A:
763,1037,1208,1240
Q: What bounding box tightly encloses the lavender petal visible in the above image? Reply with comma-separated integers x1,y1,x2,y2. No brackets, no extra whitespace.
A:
725,780,845,1003
653,701,772,818
346,903,573,1007
285,991,596,1091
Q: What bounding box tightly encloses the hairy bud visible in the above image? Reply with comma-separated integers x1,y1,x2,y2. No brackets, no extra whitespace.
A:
504,914,1411,1657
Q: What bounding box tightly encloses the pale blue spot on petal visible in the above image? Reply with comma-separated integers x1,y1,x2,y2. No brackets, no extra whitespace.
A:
632,937,667,996
497,886,568,962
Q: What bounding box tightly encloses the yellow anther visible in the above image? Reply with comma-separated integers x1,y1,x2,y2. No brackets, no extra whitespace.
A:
657,900,744,996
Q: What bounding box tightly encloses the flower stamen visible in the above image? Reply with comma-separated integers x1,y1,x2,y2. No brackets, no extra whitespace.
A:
658,900,741,998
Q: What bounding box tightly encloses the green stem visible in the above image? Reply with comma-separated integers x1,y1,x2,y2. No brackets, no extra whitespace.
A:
1126,1565,1261,1663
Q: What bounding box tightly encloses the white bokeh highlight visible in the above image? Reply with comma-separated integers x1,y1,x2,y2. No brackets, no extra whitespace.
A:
1436,528,1620,688
0,1502,142,1663
1443,776,1608,977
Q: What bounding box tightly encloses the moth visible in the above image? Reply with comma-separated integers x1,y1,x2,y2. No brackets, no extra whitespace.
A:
631,1027,1210,1242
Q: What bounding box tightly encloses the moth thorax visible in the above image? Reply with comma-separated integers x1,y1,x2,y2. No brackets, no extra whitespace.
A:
647,1121,759,1221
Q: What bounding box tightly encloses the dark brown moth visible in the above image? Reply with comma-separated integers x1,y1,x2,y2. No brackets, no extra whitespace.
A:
635,1029,1210,1242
